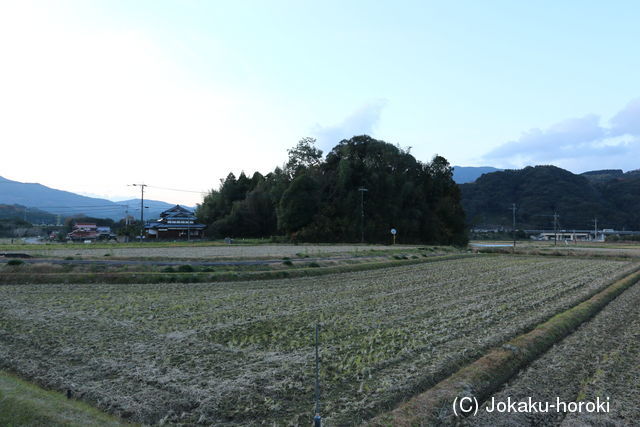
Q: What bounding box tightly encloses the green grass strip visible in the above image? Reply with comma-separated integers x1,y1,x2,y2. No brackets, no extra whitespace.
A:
0,254,474,285
0,370,130,426
368,266,640,426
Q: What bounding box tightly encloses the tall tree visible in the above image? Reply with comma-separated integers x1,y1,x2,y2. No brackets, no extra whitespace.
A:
284,137,323,179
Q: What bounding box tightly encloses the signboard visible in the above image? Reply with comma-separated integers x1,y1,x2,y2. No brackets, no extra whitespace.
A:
390,228,397,235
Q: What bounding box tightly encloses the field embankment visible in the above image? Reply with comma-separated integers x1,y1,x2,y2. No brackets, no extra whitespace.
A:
464,274,640,426
9,243,421,260
0,247,458,284
370,264,640,426
0,370,129,426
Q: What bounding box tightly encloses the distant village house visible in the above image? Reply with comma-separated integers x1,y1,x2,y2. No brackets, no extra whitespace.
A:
67,223,116,241
144,205,205,240
67,223,97,241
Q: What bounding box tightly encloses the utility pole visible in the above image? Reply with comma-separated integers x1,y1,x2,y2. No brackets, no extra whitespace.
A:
592,218,598,241
510,203,517,252
124,207,130,243
130,184,147,242
553,212,559,246
358,187,368,243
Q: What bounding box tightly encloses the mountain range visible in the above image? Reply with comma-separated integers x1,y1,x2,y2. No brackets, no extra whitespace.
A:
460,166,640,230
0,176,189,222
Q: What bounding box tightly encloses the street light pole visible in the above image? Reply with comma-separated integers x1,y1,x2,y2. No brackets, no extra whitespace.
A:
511,203,517,252
553,212,559,246
358,187,368,243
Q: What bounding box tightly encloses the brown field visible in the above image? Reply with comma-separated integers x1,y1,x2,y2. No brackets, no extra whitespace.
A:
0,255,636,425
17,243,420,260
465,278,640,426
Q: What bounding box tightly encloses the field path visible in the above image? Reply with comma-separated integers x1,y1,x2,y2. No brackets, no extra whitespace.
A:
13,244,419,259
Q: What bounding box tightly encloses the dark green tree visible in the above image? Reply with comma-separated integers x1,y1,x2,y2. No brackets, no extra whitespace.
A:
278,174,320,234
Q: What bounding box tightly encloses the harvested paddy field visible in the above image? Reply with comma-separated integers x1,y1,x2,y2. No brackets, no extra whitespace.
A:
464,273,640,426
0,256,636,424
17,244,419,260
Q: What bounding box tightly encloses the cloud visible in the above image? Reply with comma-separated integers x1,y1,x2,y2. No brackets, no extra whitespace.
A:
483,99,640,172
609,97,640,137
311,100,388,152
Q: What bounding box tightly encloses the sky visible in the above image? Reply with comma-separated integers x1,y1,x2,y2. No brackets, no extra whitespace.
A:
1,0,639,206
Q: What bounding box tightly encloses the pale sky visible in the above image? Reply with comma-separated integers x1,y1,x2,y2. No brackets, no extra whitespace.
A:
1,1,639,206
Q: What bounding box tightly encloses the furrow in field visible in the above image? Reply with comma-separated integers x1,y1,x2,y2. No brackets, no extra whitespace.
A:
0,256,634,425
463,276,640,426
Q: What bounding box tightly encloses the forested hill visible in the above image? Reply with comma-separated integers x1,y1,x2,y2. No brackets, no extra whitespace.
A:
0,204,57,224
197,136,468,245
460,165,640,230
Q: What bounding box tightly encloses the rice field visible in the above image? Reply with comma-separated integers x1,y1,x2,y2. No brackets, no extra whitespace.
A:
0,255,635,425
466,276,640,426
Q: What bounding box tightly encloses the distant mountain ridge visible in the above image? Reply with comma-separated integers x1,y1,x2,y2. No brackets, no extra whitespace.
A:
460,166,640,230
0,176,190,221
452,166,502,183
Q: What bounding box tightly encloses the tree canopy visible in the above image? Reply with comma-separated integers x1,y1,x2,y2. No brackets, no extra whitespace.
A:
197,136,467,245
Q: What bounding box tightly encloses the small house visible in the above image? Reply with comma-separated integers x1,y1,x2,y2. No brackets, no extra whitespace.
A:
67,223,98,241
144,205,205,240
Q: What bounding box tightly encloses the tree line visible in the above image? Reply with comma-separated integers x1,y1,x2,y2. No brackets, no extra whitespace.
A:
196,135,467,245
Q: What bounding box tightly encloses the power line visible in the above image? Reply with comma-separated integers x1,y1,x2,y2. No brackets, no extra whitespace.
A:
145,184,207,194
16,205,127,209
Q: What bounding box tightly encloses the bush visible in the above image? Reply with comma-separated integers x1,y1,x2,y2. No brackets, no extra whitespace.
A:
177,265,195,273
162,266,176,273
7,259,23,266
282,260,293,266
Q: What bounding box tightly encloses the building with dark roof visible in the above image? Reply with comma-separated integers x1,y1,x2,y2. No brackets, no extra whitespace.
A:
144,205,205,240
